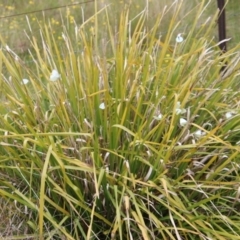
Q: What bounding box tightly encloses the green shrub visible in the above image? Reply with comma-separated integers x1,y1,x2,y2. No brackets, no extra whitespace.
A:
0,1,240,239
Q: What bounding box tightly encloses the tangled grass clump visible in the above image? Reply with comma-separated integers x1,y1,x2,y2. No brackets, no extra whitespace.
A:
0,1,240,239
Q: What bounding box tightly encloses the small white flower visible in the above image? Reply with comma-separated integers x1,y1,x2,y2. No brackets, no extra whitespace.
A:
225,112,232,119
143,166,153,182
180,118,187,127
124,159,130,169
6,45,11,51
176,101,186,115
153,114,163,120
22,78,29,85
99,102,105,110
193,130,205,139
62,33,66,41
50,69,61,81
176,34,184,43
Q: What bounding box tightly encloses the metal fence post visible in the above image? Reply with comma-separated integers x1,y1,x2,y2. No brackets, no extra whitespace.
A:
217,0,227,73
217,0,227,52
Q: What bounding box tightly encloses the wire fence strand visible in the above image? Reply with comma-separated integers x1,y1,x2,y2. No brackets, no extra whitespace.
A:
0,0,95,20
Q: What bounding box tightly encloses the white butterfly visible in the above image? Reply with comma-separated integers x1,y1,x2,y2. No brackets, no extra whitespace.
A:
22,78,29,85
180,118,187,127
225,112,232,119
99,102,105,110
50,69,61,81
176,34,184,43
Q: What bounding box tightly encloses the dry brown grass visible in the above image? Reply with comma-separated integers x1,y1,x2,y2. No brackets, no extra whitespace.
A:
0,197,32,239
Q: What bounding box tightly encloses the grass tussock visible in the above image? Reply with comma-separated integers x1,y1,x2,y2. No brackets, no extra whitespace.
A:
0,1,240,239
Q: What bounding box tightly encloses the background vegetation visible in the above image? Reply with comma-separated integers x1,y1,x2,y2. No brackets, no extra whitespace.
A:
1,0,240,52
0,0,240,239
